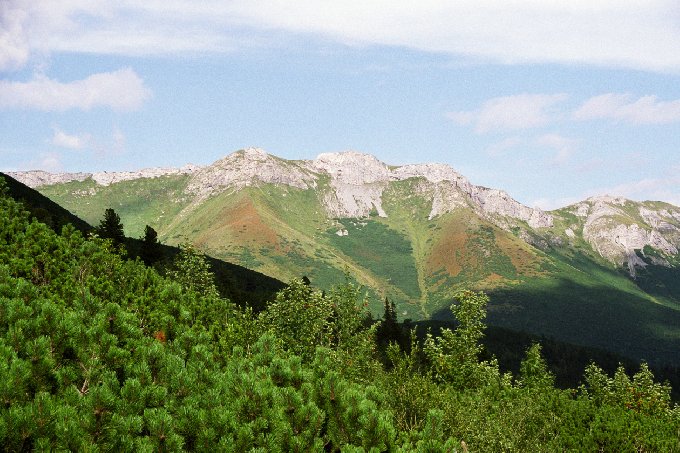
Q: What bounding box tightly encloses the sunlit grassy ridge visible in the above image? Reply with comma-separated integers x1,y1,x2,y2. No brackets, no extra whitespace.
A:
39,175,192,237
35,176,680,366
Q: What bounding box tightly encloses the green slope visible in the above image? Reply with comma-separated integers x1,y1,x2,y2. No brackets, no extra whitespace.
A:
4,175,284,310
39,175,193,237
34,176,680,366
1,172,92,233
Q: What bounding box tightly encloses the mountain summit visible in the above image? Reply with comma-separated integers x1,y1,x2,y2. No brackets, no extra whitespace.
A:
10,148,677,273
9,148,680,364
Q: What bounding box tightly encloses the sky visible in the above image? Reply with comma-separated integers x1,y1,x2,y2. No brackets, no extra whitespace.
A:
1,1,680,210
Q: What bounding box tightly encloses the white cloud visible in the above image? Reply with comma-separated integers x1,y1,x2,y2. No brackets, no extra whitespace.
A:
4,1,680,73
47,125,126,157
588,177,680,206
535,133,577,165
50,127,91,149
0,1,31,71
485,137,522,156
573,93,680,124
25,151,63,172
448,94,567,133
0,68,151,111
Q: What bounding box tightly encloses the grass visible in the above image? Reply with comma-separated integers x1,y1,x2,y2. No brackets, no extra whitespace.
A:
39,175,192,237
32,174,680,367
329,219,421,300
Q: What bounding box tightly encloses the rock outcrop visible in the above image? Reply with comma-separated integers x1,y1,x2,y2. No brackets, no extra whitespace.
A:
186,148,316,200
13,147,680,275
8,166,200,188
569,196,680,275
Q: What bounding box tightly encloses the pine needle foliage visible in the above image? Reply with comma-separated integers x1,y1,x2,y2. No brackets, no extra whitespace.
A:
0,180,678,451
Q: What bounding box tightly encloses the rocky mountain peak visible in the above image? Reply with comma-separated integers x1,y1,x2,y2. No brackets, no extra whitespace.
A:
585,195,628,206
310,151,390,185
186,149,316,199
7,166,201,188
562,196,680,275
391,163,466,184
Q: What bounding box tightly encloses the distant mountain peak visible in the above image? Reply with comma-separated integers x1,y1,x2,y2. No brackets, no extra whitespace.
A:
585,194,629,205
311,151,390,186
187,148,316,198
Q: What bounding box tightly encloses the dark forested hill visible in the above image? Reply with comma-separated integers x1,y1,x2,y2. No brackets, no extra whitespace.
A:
1,172,92,233
0,172,285,309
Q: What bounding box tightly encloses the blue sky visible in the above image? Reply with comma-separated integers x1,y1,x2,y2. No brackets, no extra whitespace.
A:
1,1,680,209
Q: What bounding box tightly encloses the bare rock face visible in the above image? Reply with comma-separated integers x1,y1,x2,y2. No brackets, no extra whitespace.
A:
303,153,553,227
7,170,91,187
578,197,680,275
468,186,553,228
391,163,465,184
91,165,201,186
307,152,389,218
311,151,390,185
7,166,200,188
186,148,316,199
321,182,387,218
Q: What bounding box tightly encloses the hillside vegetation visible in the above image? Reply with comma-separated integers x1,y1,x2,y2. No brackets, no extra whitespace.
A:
33,164,680,367
1,180,679,451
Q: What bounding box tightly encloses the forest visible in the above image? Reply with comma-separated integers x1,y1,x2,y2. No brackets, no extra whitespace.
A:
0,180,679,452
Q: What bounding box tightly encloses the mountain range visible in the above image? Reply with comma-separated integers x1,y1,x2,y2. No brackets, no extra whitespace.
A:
9,148,680,366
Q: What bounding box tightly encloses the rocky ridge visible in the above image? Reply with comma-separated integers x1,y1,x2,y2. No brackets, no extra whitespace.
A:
564,196,680,275
11,148,551,229
8,165,201,188
10,148,680,274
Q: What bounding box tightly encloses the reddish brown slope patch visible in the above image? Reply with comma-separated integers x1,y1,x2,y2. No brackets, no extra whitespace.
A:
426,215,472,277
494,230,545,277
195,196,281,250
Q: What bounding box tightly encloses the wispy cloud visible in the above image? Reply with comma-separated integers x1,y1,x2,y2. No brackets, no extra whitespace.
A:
535,133,577,165
0,1,31,71
25,152,63,172
0,68,151,111
448,94,567,133
4,1,680,73
50,127,91,150
588,177,680,207
573,93,680,124
485,137,522,156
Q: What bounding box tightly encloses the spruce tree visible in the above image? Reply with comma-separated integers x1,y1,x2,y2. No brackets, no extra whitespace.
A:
377,297,404,352
140,225,162,266
96,208,125,246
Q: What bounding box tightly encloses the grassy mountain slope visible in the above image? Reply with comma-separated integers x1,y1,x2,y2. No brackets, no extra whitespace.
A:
37,175,192,237
6,174,284,309
31,165,680,367
0,172,92,233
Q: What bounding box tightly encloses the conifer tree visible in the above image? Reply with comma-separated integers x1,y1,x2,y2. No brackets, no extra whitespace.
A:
140,225,162,266
519,343,554,389
423,290,504,389
96,208,125,245
166,243,219,299
377,297,404,352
